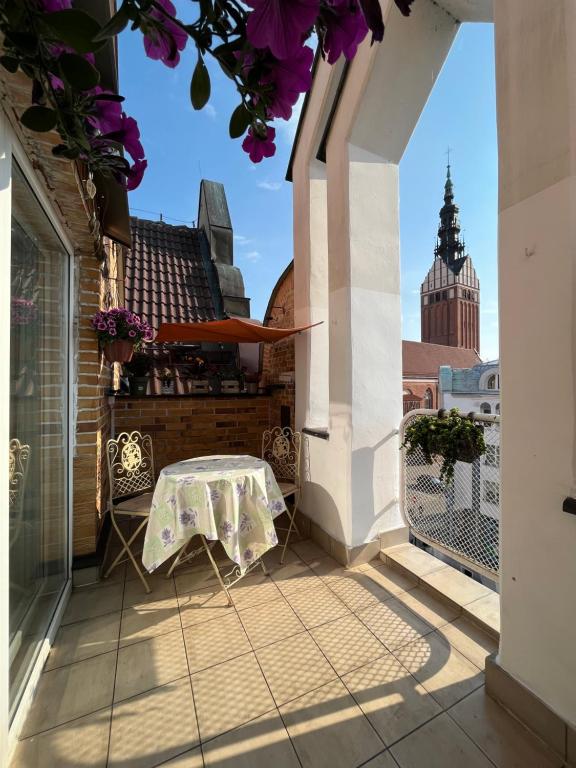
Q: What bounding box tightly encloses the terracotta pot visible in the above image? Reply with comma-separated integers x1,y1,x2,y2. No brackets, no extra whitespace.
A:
103,339,134,363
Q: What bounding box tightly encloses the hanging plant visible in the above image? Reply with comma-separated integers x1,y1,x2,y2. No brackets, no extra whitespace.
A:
91,307,153,362
402,408,486,483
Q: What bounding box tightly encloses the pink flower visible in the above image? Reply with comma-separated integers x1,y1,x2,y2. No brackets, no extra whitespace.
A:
117,114,145,161
358,0,385,43
242,126,276,163
246,0,319,60
37,0,72,12
91,90,123,134
142,0,187,69
126,159,147,191
264,45,314,120
320,0,368,64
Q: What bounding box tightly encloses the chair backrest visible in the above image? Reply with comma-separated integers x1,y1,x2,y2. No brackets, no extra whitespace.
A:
9,437,30,519
262,426,302,486
107,431,155,504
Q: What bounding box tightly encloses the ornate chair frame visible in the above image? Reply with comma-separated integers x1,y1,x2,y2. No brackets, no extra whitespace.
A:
262,426,302,563
9,438,31,551
104,430,155,593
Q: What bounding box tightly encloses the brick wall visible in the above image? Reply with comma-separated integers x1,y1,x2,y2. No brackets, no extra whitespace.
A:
262,263,295,429
403,380,437,411
113,396,273,472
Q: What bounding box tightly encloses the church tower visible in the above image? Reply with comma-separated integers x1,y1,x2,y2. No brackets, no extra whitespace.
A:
421,164,480,351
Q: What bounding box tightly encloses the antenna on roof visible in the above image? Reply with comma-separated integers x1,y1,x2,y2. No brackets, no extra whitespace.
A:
160,213,163,222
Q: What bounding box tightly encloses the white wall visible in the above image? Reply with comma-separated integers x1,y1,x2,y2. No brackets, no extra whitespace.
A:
496,0,576,727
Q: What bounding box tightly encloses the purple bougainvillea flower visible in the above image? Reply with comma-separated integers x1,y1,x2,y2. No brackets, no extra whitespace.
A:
117,114,145,161
358,0,385,42
394,0,415,17
37,0,72,12
242,126,276,163
321,0,368,64
143,0,187,68
91,89,123,134
246,0,319,60
126,158,147,191
265,45,314,120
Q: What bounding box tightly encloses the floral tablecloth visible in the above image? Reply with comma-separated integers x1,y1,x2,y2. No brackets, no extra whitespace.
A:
142,455,287,574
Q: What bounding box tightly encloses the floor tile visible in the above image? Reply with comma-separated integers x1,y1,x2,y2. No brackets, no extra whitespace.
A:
286,585,351,629
291,539,329,564
280,679,385,768
328,573,392,612
230,573,283,610
438,618,498,670
256,632,336,705
384,545,448,578
202,709,300,768
361,753,400,768
11,708,111,768
123,572,176,608
115,629,188,702
178,585,235,628
184,612,252,673
390,712,495,768
45,612,120,670
393,589,459,629
238,597,305,649
357,600,432,652
61,582,123,625
360,564,418,596
420,568,493,607
311,614,387,676
449,687,563,768
262,546,301,572
464,592,501,635
175,563,222,595
271,561,323,596
109,678,199,768
21,652,116,737
192,653,275,742
393,632,484,710
159,747,204,766
307,556,350,583
342,654,442,746
120,597,182,647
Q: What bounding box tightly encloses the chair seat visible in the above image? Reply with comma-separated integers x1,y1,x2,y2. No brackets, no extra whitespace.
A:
278,481,299,498
114,492,154,516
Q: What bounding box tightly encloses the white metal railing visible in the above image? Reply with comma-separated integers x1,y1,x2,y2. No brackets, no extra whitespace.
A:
400,408,500,580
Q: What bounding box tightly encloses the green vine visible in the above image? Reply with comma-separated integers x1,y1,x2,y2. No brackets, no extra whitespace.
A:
402,408,486,483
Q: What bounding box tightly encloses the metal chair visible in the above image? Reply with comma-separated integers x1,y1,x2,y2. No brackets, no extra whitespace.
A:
262,426,302,563
9,438,31,552
104,431,155,593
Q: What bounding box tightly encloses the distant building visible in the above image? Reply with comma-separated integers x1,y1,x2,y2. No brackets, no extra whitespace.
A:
421,165,480,352
439,360,500,415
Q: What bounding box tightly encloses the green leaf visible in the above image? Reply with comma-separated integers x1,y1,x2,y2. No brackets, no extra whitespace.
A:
0,56,19,74
228,103,251,139
52,144,80,160
43,9,104,54
20,106,58,132
190,55,211,110
92,4,131,41
59,53,100,91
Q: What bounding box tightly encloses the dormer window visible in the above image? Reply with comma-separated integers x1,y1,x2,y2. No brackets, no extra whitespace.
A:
487,375,497,390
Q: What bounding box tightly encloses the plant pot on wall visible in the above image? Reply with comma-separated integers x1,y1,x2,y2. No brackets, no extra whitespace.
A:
129,376,148,396
103,339,134,363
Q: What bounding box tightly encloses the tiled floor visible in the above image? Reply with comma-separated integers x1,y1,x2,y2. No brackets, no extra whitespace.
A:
11,539,563,768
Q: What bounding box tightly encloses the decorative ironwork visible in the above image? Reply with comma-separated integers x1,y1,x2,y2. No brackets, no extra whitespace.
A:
262,426,301,483
107,431,154,500
9,438,31,548
400,409,500,578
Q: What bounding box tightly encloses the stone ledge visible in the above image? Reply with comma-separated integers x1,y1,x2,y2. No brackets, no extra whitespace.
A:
380,542,500,639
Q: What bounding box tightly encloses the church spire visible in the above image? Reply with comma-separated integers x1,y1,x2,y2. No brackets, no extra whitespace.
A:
435,162,465,269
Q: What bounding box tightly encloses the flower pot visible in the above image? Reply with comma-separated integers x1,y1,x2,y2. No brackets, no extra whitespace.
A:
454,440,482,464
129,376,148,396
103,339,134,363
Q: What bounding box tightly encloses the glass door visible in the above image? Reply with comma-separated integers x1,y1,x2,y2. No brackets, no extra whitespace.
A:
8,161,70,716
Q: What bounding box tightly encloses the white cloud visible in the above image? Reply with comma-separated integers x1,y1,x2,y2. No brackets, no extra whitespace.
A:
242,250,262,263
234,234,252,244
204,103,217,120
257,181,282,191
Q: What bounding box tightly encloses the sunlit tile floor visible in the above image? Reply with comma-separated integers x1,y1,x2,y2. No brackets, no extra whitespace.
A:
11,539,563,768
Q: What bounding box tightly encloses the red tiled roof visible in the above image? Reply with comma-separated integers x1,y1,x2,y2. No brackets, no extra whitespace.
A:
124,217,220,333
403,340,481,378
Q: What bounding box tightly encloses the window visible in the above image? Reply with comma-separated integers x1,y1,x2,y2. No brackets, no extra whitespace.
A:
495,403,500,415
484,480,500,505
484,445,500,467
487,374,497,390
424,388,433,408
480,402,491,414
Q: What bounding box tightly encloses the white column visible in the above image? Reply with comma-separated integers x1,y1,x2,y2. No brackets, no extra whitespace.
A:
496,0,576,725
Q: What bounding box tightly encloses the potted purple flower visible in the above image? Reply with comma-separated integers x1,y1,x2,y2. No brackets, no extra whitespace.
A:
91,308,153,363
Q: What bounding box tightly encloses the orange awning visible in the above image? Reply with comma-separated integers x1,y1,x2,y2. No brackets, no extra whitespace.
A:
154,317,322,344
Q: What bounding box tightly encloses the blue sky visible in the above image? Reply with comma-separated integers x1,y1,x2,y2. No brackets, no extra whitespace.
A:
119,19,497,359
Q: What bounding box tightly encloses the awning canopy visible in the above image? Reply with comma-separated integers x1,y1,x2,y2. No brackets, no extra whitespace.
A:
154,317,322,344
